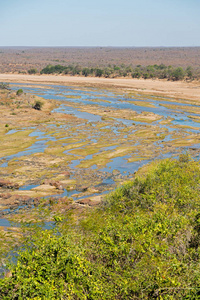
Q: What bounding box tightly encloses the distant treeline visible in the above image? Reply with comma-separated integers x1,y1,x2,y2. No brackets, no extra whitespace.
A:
36,63,196,81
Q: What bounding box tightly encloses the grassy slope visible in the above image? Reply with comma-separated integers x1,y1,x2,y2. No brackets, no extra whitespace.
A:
1,154,200,299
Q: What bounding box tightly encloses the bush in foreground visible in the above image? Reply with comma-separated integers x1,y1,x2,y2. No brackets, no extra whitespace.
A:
1,155,200,299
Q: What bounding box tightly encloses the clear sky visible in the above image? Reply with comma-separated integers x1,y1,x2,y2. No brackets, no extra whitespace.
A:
0,0,199,47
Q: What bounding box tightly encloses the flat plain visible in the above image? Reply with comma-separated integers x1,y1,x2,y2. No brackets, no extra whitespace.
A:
0,46,200,73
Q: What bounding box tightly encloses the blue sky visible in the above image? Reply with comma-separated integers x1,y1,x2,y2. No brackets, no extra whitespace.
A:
0,0,199,46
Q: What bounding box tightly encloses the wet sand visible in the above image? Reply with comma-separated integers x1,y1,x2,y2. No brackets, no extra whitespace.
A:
0,74,200,101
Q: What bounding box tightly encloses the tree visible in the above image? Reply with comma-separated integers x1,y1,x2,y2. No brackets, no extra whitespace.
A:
95,68,104,77
143,73,150,79
132,68,141,79
171,67,185,81
186,66,193,79
82,68,90,77
28,68,37,74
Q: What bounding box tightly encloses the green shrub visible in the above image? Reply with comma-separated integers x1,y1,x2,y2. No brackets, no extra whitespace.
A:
82,67,90,77
33,100,43,110
95,68,104,77
143,73,150,79
171,67,185,81
16,89,23,96
132,70,141,78
40,64,66,74
28,68,37,74
1,157,200,299
186,66,193,79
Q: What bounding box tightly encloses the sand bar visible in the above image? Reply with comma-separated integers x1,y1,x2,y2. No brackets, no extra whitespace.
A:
0,74,200,101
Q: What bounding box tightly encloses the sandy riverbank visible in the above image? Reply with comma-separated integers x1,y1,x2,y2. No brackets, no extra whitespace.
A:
0,73,200,101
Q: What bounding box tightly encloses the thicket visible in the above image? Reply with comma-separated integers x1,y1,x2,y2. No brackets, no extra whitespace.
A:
40,64,196,81
1,155,200,299
28,68,37,74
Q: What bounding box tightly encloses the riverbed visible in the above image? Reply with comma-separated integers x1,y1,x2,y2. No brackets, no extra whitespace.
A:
0,83,199,229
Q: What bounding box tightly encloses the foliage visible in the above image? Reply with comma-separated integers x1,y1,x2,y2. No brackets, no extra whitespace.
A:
95,68,104,77
39,63,193,81
0,82,10,90
1,156,200,298
82,67,90,77
186,66,193,79
171,67,185,81
33,100,43,110
16,89,23,96
131,68,141,78
40,64,67,74
28,68,37,74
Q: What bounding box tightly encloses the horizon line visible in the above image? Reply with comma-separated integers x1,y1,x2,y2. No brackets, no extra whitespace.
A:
0,45,200,48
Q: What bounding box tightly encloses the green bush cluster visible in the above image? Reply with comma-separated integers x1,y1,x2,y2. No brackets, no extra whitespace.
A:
1,155,200,299
32,100,43,110
39,64,195,81
28,68,37,74
40,64,105,77
16,89,23,96
131,65,193,81
40,64,67,74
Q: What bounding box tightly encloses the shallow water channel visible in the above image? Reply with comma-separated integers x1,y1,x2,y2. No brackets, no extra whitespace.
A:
0,83,200,228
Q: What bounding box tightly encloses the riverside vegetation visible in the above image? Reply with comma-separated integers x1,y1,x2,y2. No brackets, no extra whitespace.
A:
39,64,195,81
0,83,200,299
1,155,200,299
1,47,200,75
